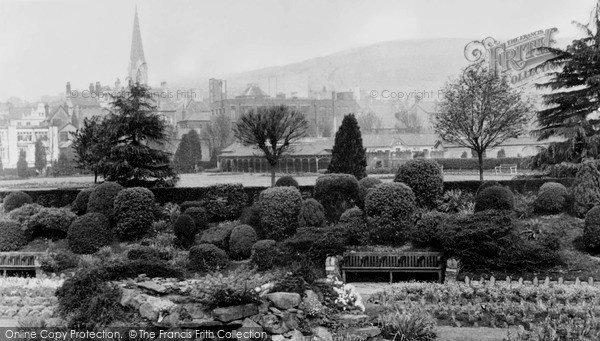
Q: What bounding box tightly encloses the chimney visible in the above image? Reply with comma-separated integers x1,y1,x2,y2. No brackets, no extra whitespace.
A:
89,83,94,94
95,82,101,94
115,78,121,90
44,104,49,117
66,82,71,96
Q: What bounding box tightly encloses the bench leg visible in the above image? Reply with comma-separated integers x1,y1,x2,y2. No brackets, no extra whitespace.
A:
389,271,393,284
342,270,346,284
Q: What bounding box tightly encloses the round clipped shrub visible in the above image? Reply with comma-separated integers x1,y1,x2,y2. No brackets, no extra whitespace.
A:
229,224,259,260
67,213,112,254
250,239,278,271
87,182,124,219
240,203,262,237
3,191,33,212
534,182,568,214
584,206,600,252
338,207,367,245
183,206,208,230
189,243,229,272
299,198,327,228
201,184,248,222
314,174,360,223
358,177,382,207
474,186,515,213
174,214,197,249
180,201,203,212
8,203,44,225
365,183,417,245
275,176,299,188
259,187,303,241
25,207,76,239
200,221,237,250
572,162,600,217
0,220,28,251
72,188,94,215
113,187,157,241
394,159,443,208
410,211,448,249
476,181,501,196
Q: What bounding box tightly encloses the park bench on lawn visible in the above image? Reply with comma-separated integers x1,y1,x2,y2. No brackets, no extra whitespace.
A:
0,252,44,277
341,251,445,284
494,164,518,175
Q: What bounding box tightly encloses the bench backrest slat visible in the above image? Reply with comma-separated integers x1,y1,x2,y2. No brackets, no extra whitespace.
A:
342,252,443,269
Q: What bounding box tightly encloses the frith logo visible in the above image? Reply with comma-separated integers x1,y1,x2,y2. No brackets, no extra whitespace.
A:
464,28,559,85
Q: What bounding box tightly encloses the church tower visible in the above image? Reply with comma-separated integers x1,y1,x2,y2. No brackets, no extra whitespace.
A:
128,7,148,85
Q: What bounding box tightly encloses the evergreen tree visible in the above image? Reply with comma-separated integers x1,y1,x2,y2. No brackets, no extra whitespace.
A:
174,129,202,173
71,116,110,183
17,150,28,178
34,139,47,175
103,82,179,187
57,151,75,176
532,2,600,168
327,114,367,179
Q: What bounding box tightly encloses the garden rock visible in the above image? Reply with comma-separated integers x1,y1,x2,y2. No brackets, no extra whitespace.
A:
137,281,168,294
236,318,264,341
212,303,258,323
260,313,289,334
284,330,305,341
180,319,224,328
345,326,381,339
311,327,333,341
339,314,369,325
138,296,176,321
282,312,299,330
265,292,301,310
181,303,210,319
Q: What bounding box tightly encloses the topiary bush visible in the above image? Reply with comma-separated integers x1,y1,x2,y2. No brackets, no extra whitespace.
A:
534,182,568,214
358,176,382,208
0,220,28,251
180,200,203,212
275,176,299,188
314,173,360,223
476,181,501,196
183,206,208,230
189,243,229,272
86,182,124,220
199,221,237,250
394,159,443,208
72,188,94,215
240,202,262,237
299,198,327,227
173,214,197,249
200,184,248,222
250,239,278,271
584,206,600,253
229,224,259,260
365,182,417,245
112,187,157,241
3,191,33,212
338,207,367,245
127,245,170,261
8,203,43,225
572,162,600,217
280,226,347,267
474,186,515,213
25,207,76,239
67,213,112,254
259,187,303,241
410,211,449,249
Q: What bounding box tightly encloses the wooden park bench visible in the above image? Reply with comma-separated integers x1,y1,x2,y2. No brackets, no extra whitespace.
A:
341,251,445,283
494,164,518,174
0,252,44,277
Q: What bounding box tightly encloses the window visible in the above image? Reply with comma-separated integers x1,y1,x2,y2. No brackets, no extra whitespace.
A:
59,132,69,142
35,131,48,141
17,131,32,142
26,122,30,126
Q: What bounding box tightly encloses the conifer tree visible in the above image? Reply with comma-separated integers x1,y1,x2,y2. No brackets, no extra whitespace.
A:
17,150,28,178
34,139,47,175
327,114,367,179
174,129,203,173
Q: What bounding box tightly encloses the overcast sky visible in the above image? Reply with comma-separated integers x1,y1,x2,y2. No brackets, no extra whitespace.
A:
0,0,597,101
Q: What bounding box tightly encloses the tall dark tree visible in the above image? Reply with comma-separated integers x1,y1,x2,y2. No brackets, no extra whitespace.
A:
71,116,110,183
56,150,76,176
34,139,47,175
434,65,531,181
327,114,367,179
103,82,179,187
234,105,309,187
174,129,203,173
17,150,28,178
531,3,600,168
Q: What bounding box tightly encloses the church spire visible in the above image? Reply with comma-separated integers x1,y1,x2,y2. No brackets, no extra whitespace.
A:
128,7,147,84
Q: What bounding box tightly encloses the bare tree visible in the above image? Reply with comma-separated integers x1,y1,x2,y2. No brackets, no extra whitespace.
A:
356,111,382,134
234,105,309,186
433,65,531,181
395,109,423,133
201,112,233,166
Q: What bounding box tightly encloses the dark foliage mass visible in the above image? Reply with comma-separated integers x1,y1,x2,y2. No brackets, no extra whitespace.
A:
327,114,367,180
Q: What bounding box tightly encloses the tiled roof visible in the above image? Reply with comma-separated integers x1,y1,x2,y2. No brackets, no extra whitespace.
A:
182,111,211,122
443,135,565,148
8,107,33,120
220,139,333,157
397,133,440,147
236,84,270,99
